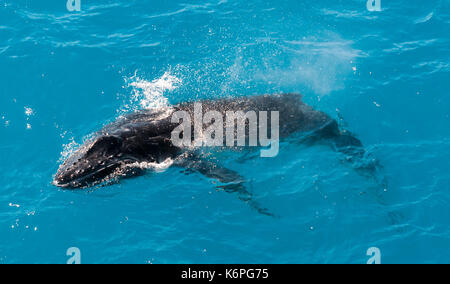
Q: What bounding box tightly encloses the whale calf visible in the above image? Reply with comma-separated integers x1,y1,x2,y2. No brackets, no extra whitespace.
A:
54,94,373,215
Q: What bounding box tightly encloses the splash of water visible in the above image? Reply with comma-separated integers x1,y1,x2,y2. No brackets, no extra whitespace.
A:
127,71,181,110
255,36,363,96
59,137,80,163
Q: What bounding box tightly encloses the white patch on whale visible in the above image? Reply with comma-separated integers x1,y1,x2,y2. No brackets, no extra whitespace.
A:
126,158,174,173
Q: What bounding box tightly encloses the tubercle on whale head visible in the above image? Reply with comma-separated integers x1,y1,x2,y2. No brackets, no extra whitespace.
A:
53,135,127,189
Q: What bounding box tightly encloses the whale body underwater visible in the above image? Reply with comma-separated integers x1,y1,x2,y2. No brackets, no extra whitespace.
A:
54,94,379,215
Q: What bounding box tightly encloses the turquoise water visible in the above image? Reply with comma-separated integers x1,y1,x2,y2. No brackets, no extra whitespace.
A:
0,0,449,264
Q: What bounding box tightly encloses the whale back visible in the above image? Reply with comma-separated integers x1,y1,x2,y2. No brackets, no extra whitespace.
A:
175,93,333,138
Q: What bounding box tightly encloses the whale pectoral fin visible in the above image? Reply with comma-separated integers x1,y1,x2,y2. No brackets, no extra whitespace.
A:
216,183,278,218
176,156,277,217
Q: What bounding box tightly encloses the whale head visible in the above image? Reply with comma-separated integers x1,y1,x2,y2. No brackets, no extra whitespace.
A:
53,111,181,189
53,135,137,188
54,134,178,189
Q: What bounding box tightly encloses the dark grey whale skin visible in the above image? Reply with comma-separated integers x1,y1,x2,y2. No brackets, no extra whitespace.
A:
53,94,367,214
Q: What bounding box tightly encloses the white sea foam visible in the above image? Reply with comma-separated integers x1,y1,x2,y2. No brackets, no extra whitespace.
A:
127,71,181,110
59,137,81,163
24,107,34,117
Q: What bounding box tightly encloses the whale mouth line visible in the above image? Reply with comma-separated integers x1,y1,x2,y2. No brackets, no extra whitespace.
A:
54,162,125,189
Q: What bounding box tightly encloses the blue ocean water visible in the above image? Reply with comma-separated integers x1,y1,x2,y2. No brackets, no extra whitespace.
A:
0,0,449,264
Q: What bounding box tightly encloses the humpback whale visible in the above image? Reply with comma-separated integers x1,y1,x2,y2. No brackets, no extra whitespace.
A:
54,94,376,216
